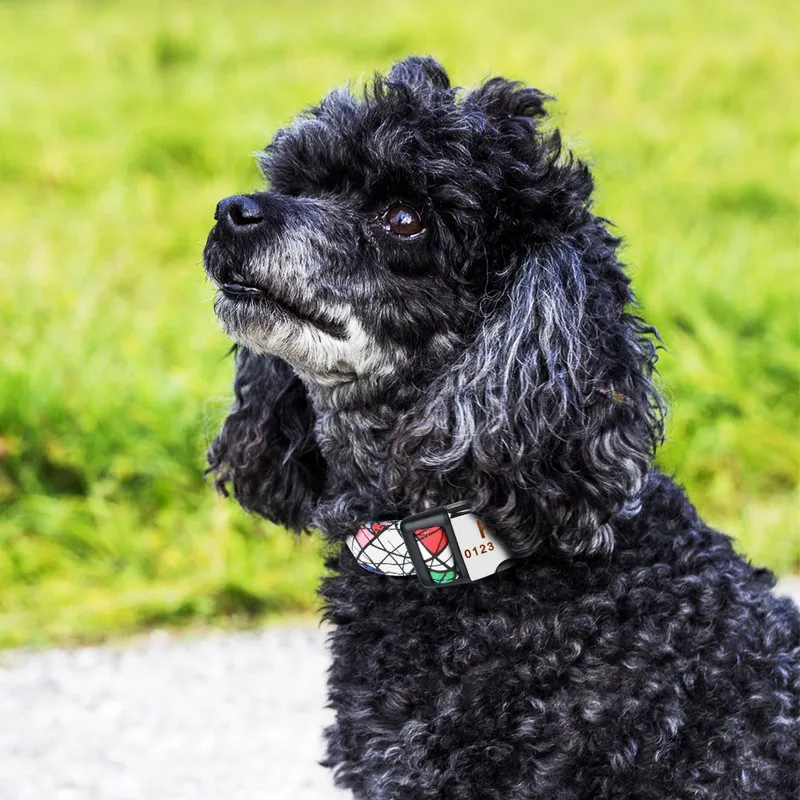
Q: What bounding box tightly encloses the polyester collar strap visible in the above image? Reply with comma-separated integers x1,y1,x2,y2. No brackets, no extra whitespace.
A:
346,501,516,589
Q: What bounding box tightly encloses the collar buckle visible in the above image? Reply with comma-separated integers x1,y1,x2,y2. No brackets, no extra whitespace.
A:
399,502,516,589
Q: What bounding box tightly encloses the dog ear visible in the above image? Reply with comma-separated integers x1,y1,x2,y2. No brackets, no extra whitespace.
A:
391,238,663,558
465,77,550,121
386,55,451,91
207,348,324,534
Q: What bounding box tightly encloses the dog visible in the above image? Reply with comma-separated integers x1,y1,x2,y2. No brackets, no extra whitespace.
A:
203,56,799,799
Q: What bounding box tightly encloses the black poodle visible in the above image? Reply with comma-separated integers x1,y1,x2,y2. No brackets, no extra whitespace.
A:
203,57,799,799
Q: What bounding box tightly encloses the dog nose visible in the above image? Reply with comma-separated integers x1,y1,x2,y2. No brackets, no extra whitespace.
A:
214,195,265,228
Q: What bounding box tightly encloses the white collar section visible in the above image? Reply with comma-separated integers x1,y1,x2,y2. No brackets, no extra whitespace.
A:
346,501,517,589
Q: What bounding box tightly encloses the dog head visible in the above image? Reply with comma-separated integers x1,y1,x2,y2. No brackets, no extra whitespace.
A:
204,56,515,388
205,56,664,556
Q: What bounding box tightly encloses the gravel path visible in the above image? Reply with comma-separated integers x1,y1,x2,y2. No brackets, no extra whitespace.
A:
2,579,799,800
0,622,348,800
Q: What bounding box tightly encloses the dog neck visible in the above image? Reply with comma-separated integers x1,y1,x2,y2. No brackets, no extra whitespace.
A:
302,367,647,560
305,375,483,540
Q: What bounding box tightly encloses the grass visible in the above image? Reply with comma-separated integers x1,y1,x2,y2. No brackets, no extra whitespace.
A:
0,0,797,649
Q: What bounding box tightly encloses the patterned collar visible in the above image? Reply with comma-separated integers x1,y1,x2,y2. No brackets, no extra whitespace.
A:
345,501,517,589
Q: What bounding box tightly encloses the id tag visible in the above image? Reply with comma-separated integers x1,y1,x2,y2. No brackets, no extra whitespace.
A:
448,505,516,582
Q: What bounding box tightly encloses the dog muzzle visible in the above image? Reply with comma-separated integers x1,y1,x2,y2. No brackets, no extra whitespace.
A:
346,501,517,588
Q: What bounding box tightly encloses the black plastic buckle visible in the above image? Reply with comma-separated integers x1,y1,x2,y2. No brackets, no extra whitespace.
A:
400,502,517,589
399,502,473,589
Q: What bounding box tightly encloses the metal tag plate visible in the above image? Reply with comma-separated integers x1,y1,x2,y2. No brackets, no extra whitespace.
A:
448,508,515,582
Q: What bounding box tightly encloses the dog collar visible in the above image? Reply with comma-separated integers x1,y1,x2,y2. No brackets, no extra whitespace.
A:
346,501,517,589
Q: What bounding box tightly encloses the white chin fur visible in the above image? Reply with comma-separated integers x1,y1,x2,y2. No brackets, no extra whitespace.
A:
222,308,398,386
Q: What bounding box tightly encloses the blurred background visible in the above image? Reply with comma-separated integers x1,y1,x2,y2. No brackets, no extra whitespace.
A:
0,0,797,649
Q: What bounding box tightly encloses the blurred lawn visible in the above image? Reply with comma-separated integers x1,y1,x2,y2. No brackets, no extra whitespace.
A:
0,0,797,648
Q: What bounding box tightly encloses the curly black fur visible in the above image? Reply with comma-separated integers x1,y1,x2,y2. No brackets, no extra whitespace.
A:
207,348,323,531
203,56,800,799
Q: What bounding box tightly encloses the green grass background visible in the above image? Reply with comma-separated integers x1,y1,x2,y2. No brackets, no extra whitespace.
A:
0,0,797,648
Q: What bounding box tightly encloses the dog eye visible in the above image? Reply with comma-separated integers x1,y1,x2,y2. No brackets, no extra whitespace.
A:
382,204,424,238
